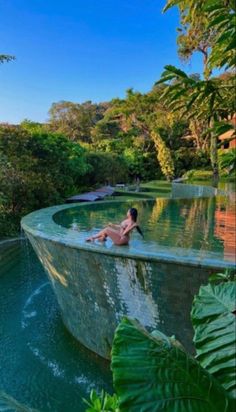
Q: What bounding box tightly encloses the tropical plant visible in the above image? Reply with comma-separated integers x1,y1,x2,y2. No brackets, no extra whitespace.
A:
163,0,236,73
183,169,213,181
0,125,89,235
203,0,236,71
157,66,235,181
84,151,128,185
161,0,236,182
163,0,215,75
123,148,161,181
85,275,235,411
191,281,236,398
111,317,234,412
208,269,236,283
20,119,46,134
174,147,210,177
92,88,181,180
48,100,108,143
151,130,175,180
219,149,236,173
83,390,119,412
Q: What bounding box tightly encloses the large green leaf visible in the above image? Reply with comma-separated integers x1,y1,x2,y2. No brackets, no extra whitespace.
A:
219,149,236,171
164,65,190,80
111,318,232,412
163,0,180,13
191,282,236,399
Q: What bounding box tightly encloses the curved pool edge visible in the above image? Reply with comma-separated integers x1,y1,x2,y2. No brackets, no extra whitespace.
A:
21,193,236,358
21,199,235,270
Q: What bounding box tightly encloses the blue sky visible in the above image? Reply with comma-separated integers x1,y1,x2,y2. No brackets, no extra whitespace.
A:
0,0,204,123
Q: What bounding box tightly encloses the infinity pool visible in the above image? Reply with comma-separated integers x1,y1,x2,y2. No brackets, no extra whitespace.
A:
2,184,236,409
53,196,236,264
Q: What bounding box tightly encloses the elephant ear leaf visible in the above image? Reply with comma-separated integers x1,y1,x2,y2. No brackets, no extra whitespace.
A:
111,318,231,412
191,282,236,399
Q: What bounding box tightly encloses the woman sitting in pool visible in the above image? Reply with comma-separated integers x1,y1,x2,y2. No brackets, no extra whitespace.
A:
86,207,143,246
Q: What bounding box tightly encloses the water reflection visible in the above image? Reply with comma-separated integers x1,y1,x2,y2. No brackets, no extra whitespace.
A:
214,193,236,262
54,196,236,263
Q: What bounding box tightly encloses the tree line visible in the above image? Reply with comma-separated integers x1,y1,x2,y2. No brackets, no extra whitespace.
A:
0,0,235,236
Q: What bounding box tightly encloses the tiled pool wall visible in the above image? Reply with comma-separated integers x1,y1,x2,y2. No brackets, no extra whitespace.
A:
27,232,221,359
171,182,218,198
22,184,235,359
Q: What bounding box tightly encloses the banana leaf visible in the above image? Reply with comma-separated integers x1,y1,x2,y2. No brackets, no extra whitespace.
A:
111,318,232,412
191,282,236,399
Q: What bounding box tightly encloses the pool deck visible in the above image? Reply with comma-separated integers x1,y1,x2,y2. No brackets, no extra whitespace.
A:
66,186,115,203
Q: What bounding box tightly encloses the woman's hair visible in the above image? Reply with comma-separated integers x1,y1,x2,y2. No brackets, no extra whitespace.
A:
129,207,138,222
129,208,144,238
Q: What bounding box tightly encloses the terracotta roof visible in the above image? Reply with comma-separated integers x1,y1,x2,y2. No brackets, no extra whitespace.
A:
219,130,235,141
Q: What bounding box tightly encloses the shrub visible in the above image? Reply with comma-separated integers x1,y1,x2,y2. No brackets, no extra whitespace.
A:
174,148,210,177
84,152,128,185
0,126,88,235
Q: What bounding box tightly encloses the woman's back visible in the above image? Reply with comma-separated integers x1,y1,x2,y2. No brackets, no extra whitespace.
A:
120,218,130,230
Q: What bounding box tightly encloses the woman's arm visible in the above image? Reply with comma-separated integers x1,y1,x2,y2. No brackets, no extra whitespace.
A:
122,223,137,236
108,223,121,229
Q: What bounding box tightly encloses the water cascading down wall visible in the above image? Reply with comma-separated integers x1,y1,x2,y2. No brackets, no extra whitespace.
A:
21,185,235,359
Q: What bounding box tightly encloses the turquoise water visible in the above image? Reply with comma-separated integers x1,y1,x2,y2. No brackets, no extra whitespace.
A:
0,240,112,412
54,196,236,264
3,189,235,410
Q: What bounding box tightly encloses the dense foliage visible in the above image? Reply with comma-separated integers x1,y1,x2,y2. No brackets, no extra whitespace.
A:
192,282,236,398
163,0,236,73
46,86,211,181
0,126,88,236
48,101,109,143
161,0,236,181
1,0,235,237
84,152,128,186
111,319,233,412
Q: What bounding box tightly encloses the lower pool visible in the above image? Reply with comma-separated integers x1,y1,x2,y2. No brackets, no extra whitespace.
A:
0,239,112,412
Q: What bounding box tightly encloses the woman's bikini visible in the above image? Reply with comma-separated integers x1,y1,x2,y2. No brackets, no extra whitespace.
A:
86,216,136,244
119,220,130,243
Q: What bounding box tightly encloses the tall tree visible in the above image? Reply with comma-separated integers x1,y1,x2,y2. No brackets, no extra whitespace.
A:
92,88,178,179
163,0,215,76
48,100,109,143
157,66,235,182
163,0,236,75
161,1,236,182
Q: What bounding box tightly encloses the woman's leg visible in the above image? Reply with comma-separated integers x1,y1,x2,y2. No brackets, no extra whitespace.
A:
105,228,128,245
86,227,128,245
86,226,113,242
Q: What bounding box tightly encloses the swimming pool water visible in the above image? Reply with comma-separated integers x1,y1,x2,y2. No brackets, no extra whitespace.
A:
54,196,236,263
0,240,112,412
